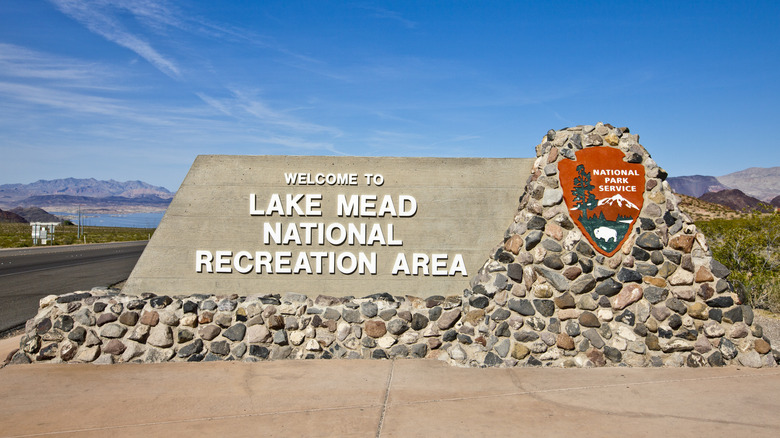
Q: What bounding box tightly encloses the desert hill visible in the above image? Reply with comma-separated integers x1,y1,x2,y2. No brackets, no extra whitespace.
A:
0,209,27,223
668,167,779,202
699,189,774,213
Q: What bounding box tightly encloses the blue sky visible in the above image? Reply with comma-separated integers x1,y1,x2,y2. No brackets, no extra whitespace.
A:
0,1,778,191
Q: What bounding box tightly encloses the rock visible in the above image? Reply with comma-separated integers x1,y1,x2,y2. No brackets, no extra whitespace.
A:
563,266,582,280
530,300,553,317
738,350,763,368
118,312,139,326
542,188,563,207
707,351,725,367
534,267,569,292
96,313,117,327
595,278,622,297
617,268,643,284
586,348,606,367
246,325,271,343
694,336,712,354
666,298,687,314
507,263,524,283
755,339,771,354
576,294,598,311
644,286,668,304
554,293,576,309
222,323,246,341
504,235,523,255
148,325,174,348
603,346,622,363
513,331,537,344
150,296,173,309
525,231,544,250
469,295,489,309
582,329,605,349
611,284,643,310
669,235,695,253
710,260,730,278
695,267,714,283
448,345,467,362
660,339,694,353
140,311,159,326
437,309,461,329
729,322,749,338
387,319,409,335
556,333,575,350
724,306,743,323
74,347,100,363
570,274,596,294
360,302,378,318
532,284,555,298
706,296,734,308
199,325,221,341
100,323,127,339
578,312,600,328
636,233,663,250
365,320,387,338
210,340,231,356
719,338,738,360
411,313,429,331
273,330,288,345
668,269,694,286
102,339,126,356
687,302,708,320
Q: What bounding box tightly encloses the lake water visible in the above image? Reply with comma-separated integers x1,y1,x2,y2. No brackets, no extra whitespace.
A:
53,211,165,229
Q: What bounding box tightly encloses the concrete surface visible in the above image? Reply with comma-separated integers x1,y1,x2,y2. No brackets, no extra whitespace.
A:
2,334,779,438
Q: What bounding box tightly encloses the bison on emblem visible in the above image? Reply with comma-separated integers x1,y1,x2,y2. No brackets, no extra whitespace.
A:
593,226,617,242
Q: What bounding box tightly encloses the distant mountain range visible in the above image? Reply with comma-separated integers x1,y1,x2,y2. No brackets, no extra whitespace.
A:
699,189,776,213
0,178,174,213
668,167,779,202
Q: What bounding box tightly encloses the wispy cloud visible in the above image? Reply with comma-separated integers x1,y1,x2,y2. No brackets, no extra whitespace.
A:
0,43,116,88
357,5,418,29
48,0,181,78
197,89,343,137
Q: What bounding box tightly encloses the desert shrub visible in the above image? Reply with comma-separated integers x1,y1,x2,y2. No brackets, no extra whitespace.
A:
697,212,780,312
0,223,154,248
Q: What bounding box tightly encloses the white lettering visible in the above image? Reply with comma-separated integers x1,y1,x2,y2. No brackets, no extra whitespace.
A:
234,250,253,274
215,250,232,273
195,250,213,273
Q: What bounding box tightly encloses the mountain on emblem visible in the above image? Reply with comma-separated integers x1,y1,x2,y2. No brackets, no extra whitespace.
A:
597,194,639,210
558,147,645,257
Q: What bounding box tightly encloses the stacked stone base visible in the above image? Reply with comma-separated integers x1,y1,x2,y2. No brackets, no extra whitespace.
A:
5,288,778,368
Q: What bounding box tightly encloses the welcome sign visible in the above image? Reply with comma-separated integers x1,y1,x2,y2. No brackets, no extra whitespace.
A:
124,156,534,297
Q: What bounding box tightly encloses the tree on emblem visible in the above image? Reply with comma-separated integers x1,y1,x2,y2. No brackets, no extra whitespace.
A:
571,164,597,214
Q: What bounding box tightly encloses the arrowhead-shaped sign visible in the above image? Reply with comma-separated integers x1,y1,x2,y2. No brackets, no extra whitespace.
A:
558,147,645,257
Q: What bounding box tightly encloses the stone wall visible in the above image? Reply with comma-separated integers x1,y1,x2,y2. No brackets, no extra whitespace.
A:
6,123,778,368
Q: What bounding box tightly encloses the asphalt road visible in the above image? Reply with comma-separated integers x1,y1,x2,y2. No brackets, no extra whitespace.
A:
0,241,147,334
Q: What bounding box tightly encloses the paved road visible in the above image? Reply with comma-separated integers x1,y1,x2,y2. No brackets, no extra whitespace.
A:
0,241,147,333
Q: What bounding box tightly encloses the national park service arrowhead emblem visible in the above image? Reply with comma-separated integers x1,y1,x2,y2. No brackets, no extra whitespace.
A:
558,147,645,256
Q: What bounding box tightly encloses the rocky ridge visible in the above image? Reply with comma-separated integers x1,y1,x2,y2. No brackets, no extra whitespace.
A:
699,189,774,213
5,124,776,368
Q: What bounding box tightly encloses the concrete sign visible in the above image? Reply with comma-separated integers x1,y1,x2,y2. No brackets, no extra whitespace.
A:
124,155,534,297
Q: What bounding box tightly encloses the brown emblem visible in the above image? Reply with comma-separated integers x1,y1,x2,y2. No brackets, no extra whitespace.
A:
558,147,645,256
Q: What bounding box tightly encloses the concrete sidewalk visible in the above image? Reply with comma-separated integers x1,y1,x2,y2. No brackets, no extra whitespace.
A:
2,334,779,437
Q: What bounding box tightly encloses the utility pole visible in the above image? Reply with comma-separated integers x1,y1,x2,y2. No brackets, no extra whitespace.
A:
77,205,82,239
